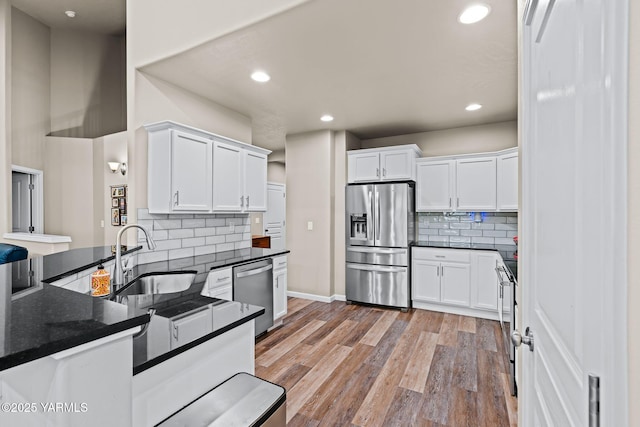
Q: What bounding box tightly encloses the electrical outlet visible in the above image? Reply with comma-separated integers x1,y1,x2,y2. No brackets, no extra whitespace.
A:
307,221,313,231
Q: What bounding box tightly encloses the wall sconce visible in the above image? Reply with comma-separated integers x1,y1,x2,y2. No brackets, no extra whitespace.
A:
108,162,127,176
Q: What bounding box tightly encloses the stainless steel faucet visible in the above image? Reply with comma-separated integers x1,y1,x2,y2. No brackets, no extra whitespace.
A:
114,224,157,291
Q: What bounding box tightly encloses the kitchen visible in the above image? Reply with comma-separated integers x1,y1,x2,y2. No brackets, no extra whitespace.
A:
0,0,636,426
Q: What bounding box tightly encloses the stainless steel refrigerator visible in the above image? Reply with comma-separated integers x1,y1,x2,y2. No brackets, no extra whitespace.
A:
345,182,415,309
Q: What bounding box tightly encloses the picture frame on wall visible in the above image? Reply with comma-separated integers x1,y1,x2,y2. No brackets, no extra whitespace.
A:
111,208,120,226
111,198,119,208
121,214,127,226
111,186,125,198
119,198,126,209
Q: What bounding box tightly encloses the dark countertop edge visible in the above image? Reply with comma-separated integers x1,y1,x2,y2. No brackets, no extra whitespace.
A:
41,246,143,284
207,249,291,271
0,313,150,372
132,307,265,375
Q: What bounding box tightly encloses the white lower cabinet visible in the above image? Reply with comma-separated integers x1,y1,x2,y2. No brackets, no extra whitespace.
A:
201,267,233,300
272,255,288,321
412,247,510,320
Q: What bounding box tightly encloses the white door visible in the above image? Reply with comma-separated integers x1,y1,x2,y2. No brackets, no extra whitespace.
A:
212,140,243,211
243,151,268,211
521,1,628,426
415,160,455,211
263,183,286,250
455,156,496,211
12,172,31,232
171,131,212,211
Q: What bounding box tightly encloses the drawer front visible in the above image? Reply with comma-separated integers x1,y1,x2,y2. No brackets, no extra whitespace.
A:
346,247,408,267
412,247,470,263
272,255,288,271
205,267,233,289
209,285,232,301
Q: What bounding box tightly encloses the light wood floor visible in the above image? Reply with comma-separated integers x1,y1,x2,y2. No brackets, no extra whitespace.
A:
255,298,517,427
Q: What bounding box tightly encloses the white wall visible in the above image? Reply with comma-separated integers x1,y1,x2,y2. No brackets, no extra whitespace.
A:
267,162,285,184
44,136,96,249
361,120,517,157
286,130,334,298
11,7,49,171
628,0,640,420
99,131,128,246
50,29,125,138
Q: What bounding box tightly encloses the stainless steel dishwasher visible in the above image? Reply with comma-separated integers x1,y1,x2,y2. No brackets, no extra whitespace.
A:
233,259,273,337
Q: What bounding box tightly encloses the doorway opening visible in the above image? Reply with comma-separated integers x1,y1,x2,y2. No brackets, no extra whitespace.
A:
11,165,43,234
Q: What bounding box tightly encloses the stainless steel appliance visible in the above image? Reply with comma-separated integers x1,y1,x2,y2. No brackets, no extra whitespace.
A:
233,259,273,337
496,261,517,396
345,182,415,309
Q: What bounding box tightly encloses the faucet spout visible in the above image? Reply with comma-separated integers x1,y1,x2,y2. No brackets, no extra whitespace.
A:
114,224,156,291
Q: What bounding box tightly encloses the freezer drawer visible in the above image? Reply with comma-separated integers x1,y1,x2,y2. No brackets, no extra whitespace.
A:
346,246,408,267
346,263,409,308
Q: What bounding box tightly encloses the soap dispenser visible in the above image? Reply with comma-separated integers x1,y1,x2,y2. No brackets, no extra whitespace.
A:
91,264,111,297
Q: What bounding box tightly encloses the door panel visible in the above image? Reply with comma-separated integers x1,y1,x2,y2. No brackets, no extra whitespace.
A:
416,160,454,211
264,183,286,250
12,172,30,232
440,263,470,306
346,184,375,246
172,131,212,211
380,150,411,180
411,260,440,303
374,183,409,247
212,140,243,211
244,151,268,211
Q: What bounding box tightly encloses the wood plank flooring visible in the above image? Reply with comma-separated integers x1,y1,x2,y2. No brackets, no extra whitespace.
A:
256,298,517,426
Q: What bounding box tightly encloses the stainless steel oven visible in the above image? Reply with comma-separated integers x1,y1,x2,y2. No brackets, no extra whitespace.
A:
496,261,517,396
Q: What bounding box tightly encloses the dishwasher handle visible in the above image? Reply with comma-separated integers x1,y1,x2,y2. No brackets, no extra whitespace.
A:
235,264,273,278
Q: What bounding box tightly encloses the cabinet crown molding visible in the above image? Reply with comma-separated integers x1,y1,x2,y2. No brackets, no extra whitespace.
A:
417,146,517,163
347,144,423,157
144,120,271,156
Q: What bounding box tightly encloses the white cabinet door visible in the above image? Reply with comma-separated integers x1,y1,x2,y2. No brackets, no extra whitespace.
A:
169,307,212,349
497,151,518,211
171,131,212,211
348,152,380,182
456,156,497,211
412,260,441,303
416,160,455,211
244,150,268,212
273,269,287,319
212,140,243,211
440,262,470,307
472,252,500,311
380,150,413,181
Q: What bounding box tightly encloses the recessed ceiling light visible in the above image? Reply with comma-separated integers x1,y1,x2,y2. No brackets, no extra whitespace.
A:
65,10,76,18
458,4,490,24
465,103,483,111
320,115,334,122
251,71,270,83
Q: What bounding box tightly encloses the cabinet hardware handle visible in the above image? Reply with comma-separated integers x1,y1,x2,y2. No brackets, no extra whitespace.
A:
240,196,244,207
457,197,459,207
383,168,386,177
435,255,445,258
246,196,250,208
376,168,380,177
174,191,179,206
449,198,452,208
173,324,178,340
216,277,228,282
441,266,444,277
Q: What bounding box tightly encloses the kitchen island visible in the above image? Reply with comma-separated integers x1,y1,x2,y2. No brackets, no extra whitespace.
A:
0,245,279,426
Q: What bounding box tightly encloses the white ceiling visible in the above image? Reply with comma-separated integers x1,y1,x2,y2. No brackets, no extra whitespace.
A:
141,0,517,151
11,0,125,35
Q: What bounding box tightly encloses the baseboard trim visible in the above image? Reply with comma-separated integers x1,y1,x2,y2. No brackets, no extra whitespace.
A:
286,291,347,303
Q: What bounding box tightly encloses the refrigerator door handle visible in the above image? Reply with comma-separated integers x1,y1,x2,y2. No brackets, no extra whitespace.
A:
368,190,374,241
375,191,381,243
346,247,407,255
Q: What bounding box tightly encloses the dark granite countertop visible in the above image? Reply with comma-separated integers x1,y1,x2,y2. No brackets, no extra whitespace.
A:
412,241,518,281
1,245,287,372
0,275,150,371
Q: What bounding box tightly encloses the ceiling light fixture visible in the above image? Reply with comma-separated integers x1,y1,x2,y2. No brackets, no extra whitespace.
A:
320,115,334,122
465,103,483,111
458,4,490,24
251,71,270,83
65,10,76,18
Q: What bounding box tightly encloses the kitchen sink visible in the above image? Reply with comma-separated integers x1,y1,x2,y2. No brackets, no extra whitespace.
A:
115,271,197,296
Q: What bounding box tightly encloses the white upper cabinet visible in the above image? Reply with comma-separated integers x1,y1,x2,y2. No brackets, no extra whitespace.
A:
347,145,422,183
456,156,497,211
146,121,270,214
416,148,516,213
416,160,455,211
496,149,518,211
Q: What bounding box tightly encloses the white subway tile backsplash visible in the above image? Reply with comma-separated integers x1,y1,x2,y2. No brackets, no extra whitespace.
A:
183,219,206,228
137,209,166,220
153,230,169,241
168,229,195,239
418,212,517,247
226,234,243,243
154,219,182,230
166,214,194,219
235,241,251,249
216,226,234,235
206,235,225,245
206,218,226,227
152,239,182,251
217,243,235,252
194,228,217,237
182,237,206,248
138,250,169,264
169,248,195,259
194,245,217,256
